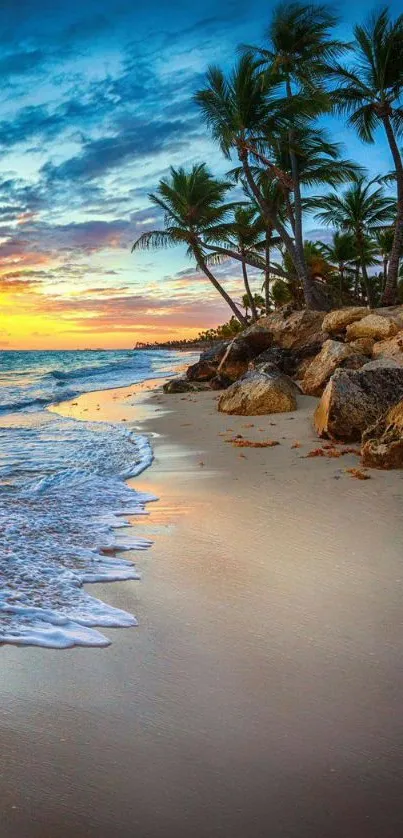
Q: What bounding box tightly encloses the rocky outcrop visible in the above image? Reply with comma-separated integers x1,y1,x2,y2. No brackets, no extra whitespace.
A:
163,378,211,394
302,340,366,397
371,331,403,366
361,400,403,469
218,369,299,415
346,314,399,342
322,307,368,335
314,366,403,441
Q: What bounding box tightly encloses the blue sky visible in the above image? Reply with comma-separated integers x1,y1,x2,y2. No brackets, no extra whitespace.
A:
0,0,401,348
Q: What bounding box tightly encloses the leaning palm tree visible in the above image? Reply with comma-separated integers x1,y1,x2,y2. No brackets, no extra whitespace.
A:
194,53,325,309
244,2,348,305
330,8,403,304
221,205,266,321
311,178,395,306
132,164,247,326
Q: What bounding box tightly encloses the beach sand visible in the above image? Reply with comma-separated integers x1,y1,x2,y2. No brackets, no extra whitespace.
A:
1,381,403,837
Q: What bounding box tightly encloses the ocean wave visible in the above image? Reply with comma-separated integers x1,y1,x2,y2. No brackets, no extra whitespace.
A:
0,415,156,648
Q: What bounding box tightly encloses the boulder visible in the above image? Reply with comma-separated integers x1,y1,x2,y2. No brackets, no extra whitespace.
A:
302,340,366,397
249,346,294,377
372,331,403,366
209,373,232,390
322,307,368,335
346,314,399,342
186,360,217,382
163,378,210,394
373,305,403,329
199,340,229,367
217,338,256,382
349,337,375,356
218,369,299,415
259,309,325,351
361,400,403,469
314,366,403,441
361,358,401,371
240,322,273,354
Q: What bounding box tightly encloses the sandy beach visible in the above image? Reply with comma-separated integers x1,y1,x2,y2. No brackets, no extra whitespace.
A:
1,380,403,837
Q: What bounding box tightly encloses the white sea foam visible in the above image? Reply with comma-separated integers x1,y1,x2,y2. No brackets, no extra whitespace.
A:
0,412,156,648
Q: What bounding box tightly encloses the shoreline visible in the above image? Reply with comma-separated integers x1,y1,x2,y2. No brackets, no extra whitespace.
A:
1,378,403,836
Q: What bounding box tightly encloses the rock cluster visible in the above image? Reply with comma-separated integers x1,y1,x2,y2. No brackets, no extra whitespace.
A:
163,304,403,465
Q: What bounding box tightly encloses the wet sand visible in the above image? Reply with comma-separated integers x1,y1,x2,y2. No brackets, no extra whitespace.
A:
1,381,403,837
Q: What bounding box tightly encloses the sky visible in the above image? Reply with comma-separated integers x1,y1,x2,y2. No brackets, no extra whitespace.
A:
0,0,401,350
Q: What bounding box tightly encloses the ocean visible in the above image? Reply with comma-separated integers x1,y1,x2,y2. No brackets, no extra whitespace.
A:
0,349,186,649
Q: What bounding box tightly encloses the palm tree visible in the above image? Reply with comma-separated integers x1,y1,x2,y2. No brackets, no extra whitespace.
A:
374,227,398,290
244,2,348,305
221,205,266,321
330,8,403,304
319,231,358,302
311,178,395,306
132,164,247,326
194,53,323,309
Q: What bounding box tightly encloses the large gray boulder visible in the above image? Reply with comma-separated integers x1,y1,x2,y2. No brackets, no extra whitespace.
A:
314,366,403,441
302,339,366,396
218,369,299,415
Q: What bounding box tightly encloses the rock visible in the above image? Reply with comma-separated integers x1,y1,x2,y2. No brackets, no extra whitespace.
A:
322,307,368,335
199,340,229,366
186,360,217,382
349,337,375,356
209,373,232,390
346,314,399,342
314,366,403,441
372,331,403,365
361,400,403,469
240,322,273,353
163,378,210,394
302,340,366,397
373,305,403,328
361,358,401,370
217,338,256,382
259,309,325,351
218,369,299,415
249,346,294,376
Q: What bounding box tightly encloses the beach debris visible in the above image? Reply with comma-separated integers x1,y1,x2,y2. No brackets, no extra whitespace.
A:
242,423,255,428
291,441,302,448
346,467,371,480
227,438,280,448
198,461,205,467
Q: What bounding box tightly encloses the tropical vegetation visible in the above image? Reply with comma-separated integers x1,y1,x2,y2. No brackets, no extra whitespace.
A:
132,3,403,322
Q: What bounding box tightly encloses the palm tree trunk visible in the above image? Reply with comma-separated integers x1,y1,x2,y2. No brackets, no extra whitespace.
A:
197,255,247,326
239,152,323,309
382,114,403,305
241,250,258,321
265,231,271,312
339,264,344,305
383,256,388,291
286,78,310,302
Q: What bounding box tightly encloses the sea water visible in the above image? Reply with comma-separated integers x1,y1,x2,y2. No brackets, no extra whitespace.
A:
0,349,185,648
